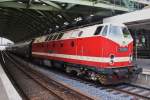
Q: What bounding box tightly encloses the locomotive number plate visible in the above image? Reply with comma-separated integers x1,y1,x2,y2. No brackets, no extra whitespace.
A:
118,47,128,52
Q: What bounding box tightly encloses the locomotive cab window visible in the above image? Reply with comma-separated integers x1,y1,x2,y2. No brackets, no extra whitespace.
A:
94,26,103,35
109,25,132,40
101,25,108,36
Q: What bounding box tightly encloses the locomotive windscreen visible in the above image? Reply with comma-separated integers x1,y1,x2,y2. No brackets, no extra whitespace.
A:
109,25,132,39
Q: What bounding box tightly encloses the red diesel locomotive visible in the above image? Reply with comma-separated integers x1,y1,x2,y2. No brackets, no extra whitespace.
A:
8,23,142,85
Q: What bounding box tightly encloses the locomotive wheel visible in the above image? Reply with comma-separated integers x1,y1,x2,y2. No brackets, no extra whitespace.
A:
70,70,78,76
129,74,138,82
33,58,43,65
43,60,53,67
98,75,108,85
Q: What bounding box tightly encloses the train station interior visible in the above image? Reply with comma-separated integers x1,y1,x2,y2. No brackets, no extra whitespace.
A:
0,0,150,100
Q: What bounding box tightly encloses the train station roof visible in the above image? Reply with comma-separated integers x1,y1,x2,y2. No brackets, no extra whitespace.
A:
0,0,148,42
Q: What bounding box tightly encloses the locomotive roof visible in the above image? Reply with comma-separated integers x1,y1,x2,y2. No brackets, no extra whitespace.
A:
102,23,126,27
33,22,127,44
34,22,126,40
50,22,126,34
54,23,126,34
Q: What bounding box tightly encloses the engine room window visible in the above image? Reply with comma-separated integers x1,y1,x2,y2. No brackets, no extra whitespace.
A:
57,32,64,40
71,41,75,47
94,26,103,35
101,26,108,36
108,25,132,40
53,34,58,40
48,35,53,41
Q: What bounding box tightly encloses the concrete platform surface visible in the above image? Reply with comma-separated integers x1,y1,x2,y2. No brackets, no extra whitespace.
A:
0,78,9,100
136,59,150,69
136,59,150,74
0,63,22,100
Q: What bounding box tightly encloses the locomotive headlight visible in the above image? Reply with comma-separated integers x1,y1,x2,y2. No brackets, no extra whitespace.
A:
110,55,115,65
129,54,133,62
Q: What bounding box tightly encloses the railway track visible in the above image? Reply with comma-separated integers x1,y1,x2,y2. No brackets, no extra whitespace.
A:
3,51,150,100
76,79,150,100
110,84,150,100
0,51,93,100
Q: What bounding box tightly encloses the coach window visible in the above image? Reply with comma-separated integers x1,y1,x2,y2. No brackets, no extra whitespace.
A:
94,26,103,35
101,25,108,36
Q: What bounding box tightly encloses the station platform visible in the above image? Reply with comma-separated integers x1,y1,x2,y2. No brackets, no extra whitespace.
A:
0,63,22,100
136,59,150,74
136,59,150,69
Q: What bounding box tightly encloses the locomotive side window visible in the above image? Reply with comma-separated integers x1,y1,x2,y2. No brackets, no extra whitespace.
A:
94,26,103,35
101,26,108,36
122,27,131,38
78,31,83,37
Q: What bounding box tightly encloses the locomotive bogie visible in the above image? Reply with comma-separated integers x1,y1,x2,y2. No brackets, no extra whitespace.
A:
43,59,52,67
